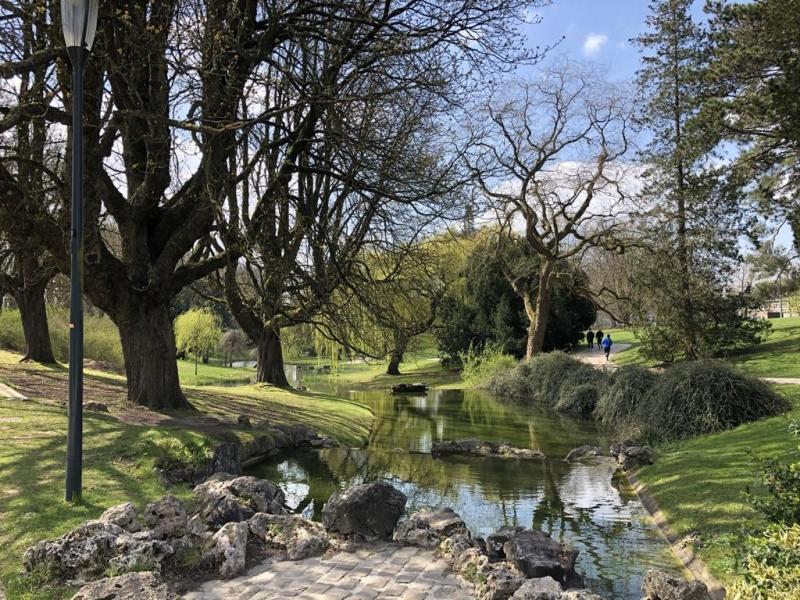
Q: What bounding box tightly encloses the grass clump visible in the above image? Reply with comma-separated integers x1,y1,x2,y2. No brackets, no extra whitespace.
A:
594,365,658,433
459,343,517,387
636,360,790,444
488,351,608,411
555,383,599,417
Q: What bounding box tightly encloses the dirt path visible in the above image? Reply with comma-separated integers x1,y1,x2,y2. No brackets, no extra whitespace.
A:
572,343,632,370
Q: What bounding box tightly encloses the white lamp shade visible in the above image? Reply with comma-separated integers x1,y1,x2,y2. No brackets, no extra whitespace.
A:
61,0,99,50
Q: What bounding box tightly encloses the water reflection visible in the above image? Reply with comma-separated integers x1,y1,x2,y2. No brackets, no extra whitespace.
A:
249,382,684,599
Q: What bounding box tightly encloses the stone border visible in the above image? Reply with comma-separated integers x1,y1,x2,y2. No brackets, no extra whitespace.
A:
625,470,727,600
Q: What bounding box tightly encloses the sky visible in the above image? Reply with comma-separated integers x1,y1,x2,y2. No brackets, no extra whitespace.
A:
520,0,707,82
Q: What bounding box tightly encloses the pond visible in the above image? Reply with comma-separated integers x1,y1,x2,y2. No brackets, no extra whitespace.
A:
248,379,684,599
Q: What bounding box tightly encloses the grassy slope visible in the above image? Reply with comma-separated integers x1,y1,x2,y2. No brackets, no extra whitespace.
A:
177,359,254,386
0,351,372,599
635,384,800,584
609,317,800,377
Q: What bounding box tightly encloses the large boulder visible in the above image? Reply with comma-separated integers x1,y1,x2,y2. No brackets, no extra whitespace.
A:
611,441,655,471
641,569,711,600
210,521,249,578
107,532,173,574
439,532,475,563
322,482,406,540
193,475,285,528
210,443,242,476
485,526,524,562
511,577,563,599
503,530,580,586
477,563,526,600
249,513,328,560
142,496,187,540
70,571,179,600
23,521,124,580
394,507,469,547
564,446,602,462
100,502,140,533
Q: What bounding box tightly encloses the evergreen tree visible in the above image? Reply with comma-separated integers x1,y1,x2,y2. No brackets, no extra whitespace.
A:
632,0,766,361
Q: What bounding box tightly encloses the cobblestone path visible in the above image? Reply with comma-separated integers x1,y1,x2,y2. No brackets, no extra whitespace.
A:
184,544,474,600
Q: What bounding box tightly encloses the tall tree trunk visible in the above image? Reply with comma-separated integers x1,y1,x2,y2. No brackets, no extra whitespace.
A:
525,260,555,359
386,332,408,376
15,279,55,363
115,302,188,409
256,326,288,386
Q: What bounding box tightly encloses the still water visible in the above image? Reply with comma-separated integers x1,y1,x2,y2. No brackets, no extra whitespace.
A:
248,380,684,599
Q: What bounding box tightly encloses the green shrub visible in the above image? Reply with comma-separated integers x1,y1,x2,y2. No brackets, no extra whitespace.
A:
748,457,800,525
488,351,608,409
636,360,790,444
728,523,800,600
0,308,124,367
594,365,658,435
555,383,599,416
460,342,518,387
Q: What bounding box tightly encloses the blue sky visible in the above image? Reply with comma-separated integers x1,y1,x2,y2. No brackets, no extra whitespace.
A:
522,0,706,81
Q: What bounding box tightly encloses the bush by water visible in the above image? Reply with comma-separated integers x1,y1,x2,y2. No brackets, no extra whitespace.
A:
488,353,789,444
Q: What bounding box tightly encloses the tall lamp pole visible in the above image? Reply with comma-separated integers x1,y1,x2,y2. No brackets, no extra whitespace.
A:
62,0,99,503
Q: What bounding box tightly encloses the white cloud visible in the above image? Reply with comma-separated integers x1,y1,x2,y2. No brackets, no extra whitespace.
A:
582,33,608,57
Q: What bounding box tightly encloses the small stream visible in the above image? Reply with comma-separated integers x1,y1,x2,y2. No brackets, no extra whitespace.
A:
247,376,684,599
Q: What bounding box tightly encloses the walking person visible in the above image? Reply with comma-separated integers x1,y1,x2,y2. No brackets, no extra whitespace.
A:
602,334,613,361
586,329,595,350
595,329,604,351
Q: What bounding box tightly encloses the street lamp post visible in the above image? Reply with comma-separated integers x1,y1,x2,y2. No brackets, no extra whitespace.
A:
62,0,99,503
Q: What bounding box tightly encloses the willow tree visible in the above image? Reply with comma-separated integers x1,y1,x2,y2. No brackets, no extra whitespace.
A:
469,64,632,358
221,0,545,386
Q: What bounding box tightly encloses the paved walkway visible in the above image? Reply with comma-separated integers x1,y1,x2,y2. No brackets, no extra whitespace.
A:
573,343,631,370
184,544,473,600
0,381,27,400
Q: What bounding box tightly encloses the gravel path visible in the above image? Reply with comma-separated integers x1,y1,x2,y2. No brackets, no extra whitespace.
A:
184,544,473,600
573,343,632,369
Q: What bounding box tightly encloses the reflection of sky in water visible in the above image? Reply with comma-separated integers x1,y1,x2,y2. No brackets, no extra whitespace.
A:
250,384,685,600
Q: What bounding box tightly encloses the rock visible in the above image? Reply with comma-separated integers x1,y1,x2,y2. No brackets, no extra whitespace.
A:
322,482,406,541
477,563,526,600
641,569,711,600
83,402,108,412
503,530,579,585
143,495,187,539
24,521,124,579
485,526,524,562
244,435,277,459
237,415,252,428
560,592,605,600
248,513,328,560
564,446,603,462
391,383,428,394
612,441,656,471
454,548,490,583
439,532,475,562
194,475,285,528
432,439,545,460
394,507,469,547
185,515,208,539
275,423,319,446
100,502,140,533
70,571,179,600
210,443,242,476
107,532,173,573
211,521,249,578
511,577,563,599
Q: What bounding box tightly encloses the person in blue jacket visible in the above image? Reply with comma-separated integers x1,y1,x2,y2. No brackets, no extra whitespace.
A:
601,334,613,361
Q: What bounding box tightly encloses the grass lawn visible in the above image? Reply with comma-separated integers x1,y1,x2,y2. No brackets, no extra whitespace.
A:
634,384,800,584
301,353,463,390
608,317,800,377
0,350,373,599
177,359,254,386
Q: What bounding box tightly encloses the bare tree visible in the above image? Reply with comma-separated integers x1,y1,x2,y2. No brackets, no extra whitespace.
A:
469,64,633,357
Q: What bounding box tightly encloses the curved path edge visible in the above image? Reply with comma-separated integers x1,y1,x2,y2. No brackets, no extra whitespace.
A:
625,470,727,600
